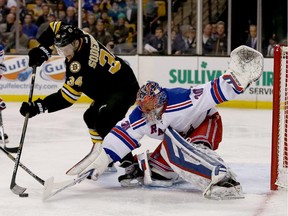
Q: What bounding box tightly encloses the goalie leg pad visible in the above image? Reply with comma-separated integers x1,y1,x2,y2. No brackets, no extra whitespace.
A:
162,127,240,193
223,45,264,93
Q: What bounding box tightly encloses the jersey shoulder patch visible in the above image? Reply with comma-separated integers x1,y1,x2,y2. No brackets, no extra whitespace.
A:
129,106,146,130
165,88,193,113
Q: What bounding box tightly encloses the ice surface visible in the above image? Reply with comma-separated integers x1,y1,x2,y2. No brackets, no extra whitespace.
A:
0,103,287,216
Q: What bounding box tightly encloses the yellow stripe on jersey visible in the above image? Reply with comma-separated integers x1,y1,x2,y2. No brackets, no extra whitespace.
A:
60,83,82,104
49,21,62,34
89,129,103,144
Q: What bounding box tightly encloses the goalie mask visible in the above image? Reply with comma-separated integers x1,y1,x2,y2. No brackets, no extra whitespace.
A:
137,81,167,122
54,25,83,57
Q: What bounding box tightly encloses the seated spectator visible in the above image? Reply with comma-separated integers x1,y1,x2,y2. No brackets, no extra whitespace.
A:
31,0,44,21
212,21,227,56
22,13,38,40
100,10,114,30
171,29,186,55
100,0,112,11
83,13,96,35
36,13,56,39
92,3,102,20
5,21,29,53
108,2,121,23
266,34,278,57
108,14,129,44
62,6,77,26
181,25,197,55
202,23,214,55
55,1,66,20
0,13,15,45
144,26,167,55
94,19,113,47
36,4,53,27
0,0,10,24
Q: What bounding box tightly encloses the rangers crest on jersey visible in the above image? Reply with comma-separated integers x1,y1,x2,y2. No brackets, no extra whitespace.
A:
70,61,81,73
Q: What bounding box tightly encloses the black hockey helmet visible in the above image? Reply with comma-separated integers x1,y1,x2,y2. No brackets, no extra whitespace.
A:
54,25,83,47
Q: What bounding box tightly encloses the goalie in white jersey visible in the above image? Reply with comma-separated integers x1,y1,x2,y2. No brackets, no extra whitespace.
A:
67,45,264,200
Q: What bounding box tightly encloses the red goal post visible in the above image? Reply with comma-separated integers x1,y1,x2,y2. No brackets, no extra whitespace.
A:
271,45,288,190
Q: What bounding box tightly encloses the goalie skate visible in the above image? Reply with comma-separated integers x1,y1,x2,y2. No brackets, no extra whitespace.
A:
204,178,244,200
224,45,264,93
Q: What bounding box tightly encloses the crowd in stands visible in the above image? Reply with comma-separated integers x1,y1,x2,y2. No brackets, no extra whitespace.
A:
0,0,285,56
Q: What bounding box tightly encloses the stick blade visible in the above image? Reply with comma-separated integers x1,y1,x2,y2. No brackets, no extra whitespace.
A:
11,183,27,195
4,146,19,153
43,176,54,201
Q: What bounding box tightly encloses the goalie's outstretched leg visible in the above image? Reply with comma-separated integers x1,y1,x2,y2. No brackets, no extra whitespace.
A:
161,127,244,200
224,45,264,93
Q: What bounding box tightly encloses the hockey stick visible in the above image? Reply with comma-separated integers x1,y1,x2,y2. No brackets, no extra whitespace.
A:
43,170,92,201
0,145,44,185
10,66,37,196
0,111,18,153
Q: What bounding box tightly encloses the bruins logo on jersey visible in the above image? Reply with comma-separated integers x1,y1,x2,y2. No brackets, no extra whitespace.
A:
70,61,81,73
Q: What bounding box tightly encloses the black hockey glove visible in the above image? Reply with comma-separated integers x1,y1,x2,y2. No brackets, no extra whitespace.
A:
0,63,7,73
20,98,47,118
28,46,52,67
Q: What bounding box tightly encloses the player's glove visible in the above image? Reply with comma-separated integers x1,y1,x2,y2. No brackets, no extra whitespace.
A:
19,98,47,118
0,63,7,73
28,46,52,67
0,97,6,111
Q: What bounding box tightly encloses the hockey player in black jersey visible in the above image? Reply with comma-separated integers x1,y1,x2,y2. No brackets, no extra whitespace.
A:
19,22,139,172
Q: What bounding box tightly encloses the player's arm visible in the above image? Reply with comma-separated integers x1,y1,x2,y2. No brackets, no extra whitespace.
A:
19,83,82,117
28,21,63,67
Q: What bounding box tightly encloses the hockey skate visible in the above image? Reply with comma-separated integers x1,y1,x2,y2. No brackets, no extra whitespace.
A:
204,177,244,200
118,162,144,187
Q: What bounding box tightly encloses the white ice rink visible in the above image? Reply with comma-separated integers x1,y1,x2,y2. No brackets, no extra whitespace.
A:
0,102,287,216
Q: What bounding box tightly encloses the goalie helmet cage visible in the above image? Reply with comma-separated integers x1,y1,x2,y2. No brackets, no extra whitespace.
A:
271,45,288,190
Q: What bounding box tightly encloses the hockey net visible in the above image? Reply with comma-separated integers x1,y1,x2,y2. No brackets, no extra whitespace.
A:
271,45,288,190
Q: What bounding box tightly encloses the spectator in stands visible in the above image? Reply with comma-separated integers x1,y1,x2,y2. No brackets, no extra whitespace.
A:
144,0,158,35
83,13,96,36
22,13,38,40
125,0,137,25
108,1,121,23
0,0,10,24
266,34,278,57
92,3,102,20
36,4,52,27
32,0,44,21
245,24,257,49
0,13,15,45
94,19,113,47
55,1,66,20
182,25,197,55
212,21,227,56
5,21,29,53
108,14,129,45
171,29,186,55
81,8,89,28
100,0,112,11
202,23,214,55
100,10,114,30
211,23,217,41
36,13,56,39
145,26,167,55
62,6,77,26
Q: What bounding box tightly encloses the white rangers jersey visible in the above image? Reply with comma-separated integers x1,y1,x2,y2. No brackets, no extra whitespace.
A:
102,74,241,162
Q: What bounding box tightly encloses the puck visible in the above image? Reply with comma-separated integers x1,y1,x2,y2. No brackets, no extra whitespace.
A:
19,193,29,198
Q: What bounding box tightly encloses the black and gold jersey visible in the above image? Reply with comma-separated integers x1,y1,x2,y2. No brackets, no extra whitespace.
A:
39,22,138,113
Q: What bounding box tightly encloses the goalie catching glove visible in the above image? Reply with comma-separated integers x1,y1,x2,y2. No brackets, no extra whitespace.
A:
20,98,47,118
28,46,52,67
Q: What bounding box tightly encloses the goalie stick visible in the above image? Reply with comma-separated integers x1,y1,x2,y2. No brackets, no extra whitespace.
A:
42,170,92,201
0,111,18,153
10,66,37,196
